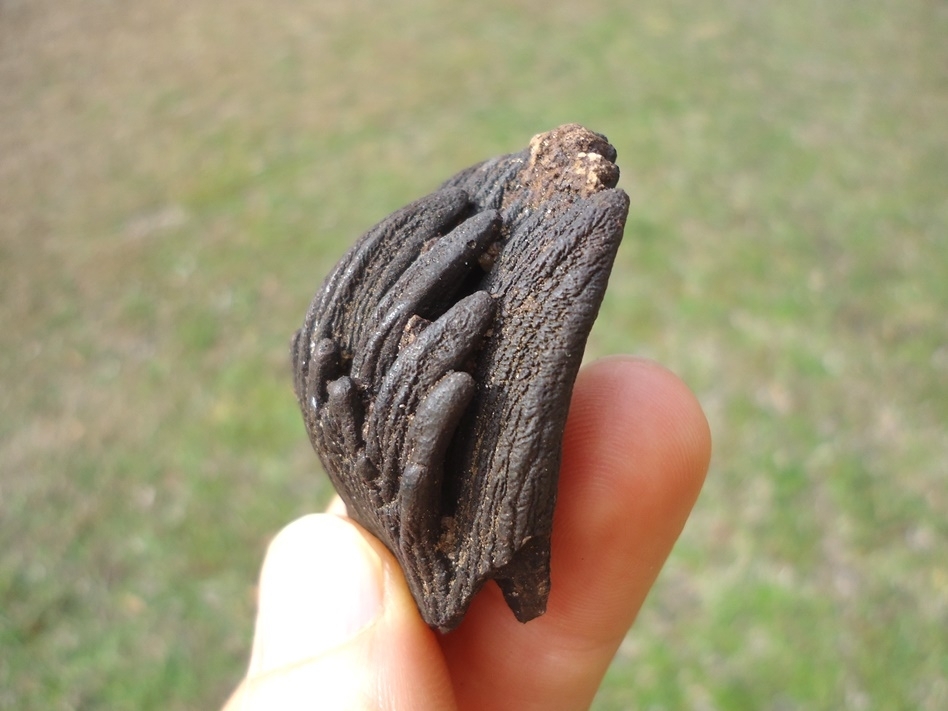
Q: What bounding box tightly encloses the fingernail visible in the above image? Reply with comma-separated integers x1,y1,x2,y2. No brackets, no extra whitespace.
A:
249,515,384,675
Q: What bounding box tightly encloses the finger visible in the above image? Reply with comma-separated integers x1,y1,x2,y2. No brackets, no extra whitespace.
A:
439,356,711,711
223,514,456,711
326,495,347,516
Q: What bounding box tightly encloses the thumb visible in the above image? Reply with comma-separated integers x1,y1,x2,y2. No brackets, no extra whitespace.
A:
223,514,456,711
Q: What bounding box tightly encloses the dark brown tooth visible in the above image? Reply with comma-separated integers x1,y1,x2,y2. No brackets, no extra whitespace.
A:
292,124,629,632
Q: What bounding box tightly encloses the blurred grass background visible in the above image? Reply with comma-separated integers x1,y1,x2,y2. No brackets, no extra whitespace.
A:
1,0,945,708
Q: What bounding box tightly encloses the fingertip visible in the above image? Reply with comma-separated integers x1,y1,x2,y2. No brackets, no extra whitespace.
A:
440,356,711,710
566,356,710,509
553,356,711,630
234,514,456,710
325,495,348,516
248,515,385,676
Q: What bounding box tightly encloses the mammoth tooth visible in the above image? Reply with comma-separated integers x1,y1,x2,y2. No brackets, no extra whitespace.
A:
292,124,630,632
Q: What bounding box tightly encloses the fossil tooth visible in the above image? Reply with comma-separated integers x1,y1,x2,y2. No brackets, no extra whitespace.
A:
292,124,630,631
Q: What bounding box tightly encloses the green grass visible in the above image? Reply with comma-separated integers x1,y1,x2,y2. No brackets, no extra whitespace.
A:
2,0,946,708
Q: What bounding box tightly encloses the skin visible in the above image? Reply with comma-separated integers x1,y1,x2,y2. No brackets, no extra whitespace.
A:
224,356,711,711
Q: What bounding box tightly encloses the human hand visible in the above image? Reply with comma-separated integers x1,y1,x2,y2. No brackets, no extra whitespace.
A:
223,357,711,710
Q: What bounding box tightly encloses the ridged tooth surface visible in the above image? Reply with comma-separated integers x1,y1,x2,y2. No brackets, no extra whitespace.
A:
292,124,629,631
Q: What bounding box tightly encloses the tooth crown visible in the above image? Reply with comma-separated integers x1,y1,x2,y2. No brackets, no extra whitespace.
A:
292,124,630,631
